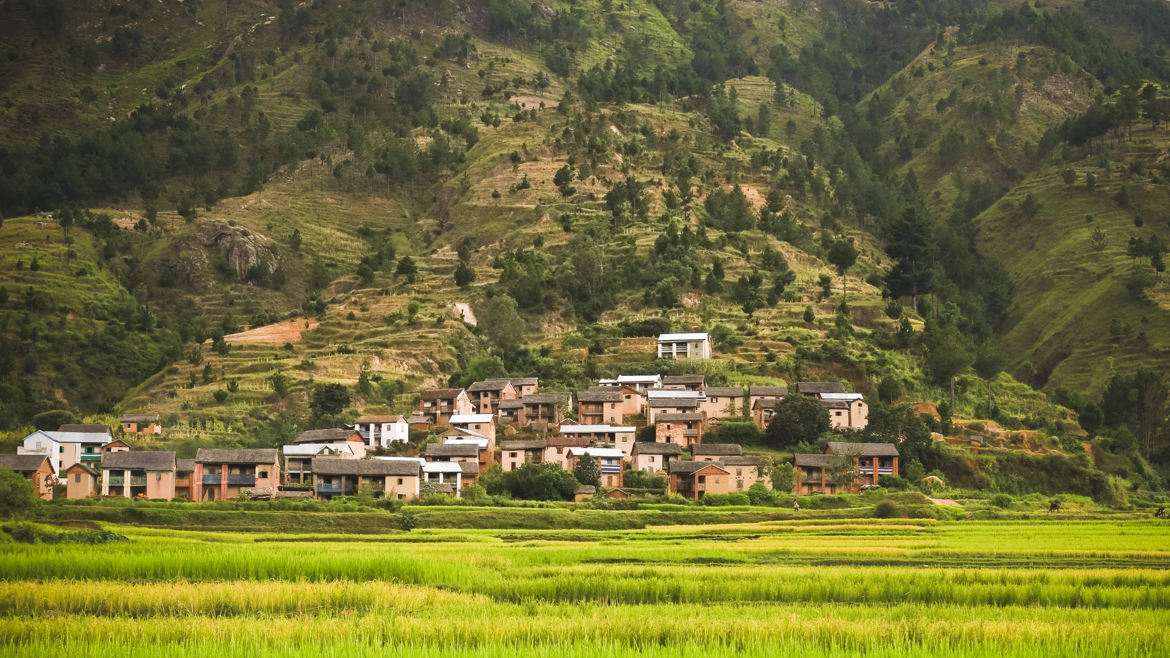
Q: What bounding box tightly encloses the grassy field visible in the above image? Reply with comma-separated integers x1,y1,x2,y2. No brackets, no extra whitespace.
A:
1,519,1168,656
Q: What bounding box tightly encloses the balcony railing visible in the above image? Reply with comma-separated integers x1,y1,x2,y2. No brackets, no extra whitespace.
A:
600,465,621,474
202,474,257,486
107,476,124,486
682,429,699,437
316,484,355,494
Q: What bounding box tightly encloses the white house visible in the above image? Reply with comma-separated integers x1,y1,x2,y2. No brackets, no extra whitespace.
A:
599,374,662,391
352,415,410,448
18,428,111,481
657,332,711,360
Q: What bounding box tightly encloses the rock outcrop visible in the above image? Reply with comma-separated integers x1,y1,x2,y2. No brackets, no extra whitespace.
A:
162,220,278,291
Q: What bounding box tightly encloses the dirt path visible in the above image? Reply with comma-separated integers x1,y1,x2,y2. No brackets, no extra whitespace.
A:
928,497,962,507
451,303,477,325
223,318,319,344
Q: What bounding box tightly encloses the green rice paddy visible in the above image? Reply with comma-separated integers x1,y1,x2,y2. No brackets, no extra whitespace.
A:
1,519,1168,656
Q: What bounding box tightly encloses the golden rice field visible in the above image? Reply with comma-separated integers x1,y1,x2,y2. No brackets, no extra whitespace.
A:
2,519,1169,656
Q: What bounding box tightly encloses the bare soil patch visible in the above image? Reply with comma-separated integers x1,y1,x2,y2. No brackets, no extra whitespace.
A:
223,318,319,344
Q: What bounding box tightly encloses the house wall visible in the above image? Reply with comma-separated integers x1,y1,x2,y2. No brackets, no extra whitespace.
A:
613,431,635,457
144,471,177,499
384,474,420,500
618,388,642,418
699,396,741,419
655,422,700,447
65,471,96,499
633,453,668,472
31,463,55,500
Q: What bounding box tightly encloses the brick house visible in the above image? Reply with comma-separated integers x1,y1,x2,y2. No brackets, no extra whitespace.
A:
293,428,365,447
119,414,162,435
720,455,770,492
423,442,480,469
507,377,540,397
692,443,742,461
0,454,56,499
440,431,494,472
448,413,497,442
518,392,571,432
576,388,625,425
174,459,195,499
283,443,362,485
311,457,422,500
820,395,870,430
646,397,701,424
668,460,733,500
654,412,703,447
662,374,706,391
796,382,847,398
749,385,788,429
558,424,637,457
794,442,898,494
418,388,474,426
543,437,593,470
630,442,682,473
101,450,178,499
826,442,898,487
566,447,625,488
699,387,744,420
64,463,98,498
467,379,518,414
192,449,281,501
500,440,547,471
102,439,131,459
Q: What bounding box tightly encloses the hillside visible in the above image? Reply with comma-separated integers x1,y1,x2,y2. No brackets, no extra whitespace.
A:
1,0,1169,489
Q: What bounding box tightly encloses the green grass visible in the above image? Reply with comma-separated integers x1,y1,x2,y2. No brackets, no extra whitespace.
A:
1,520,1168,656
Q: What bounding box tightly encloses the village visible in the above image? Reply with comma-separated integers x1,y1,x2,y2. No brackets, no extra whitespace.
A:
2,332,892,504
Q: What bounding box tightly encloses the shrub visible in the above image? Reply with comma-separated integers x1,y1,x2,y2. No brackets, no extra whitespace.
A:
878,475,909,490
873,500,900,518
991,493,1013,508
399,510,416,531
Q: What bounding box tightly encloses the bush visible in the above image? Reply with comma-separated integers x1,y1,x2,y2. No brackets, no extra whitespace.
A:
991,493,1013,508
746,482,776,506
399,509,416,531
878,475,909,490
873,500,900,518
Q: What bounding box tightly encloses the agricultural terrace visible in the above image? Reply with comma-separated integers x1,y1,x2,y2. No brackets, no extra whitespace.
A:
2,519,1169,656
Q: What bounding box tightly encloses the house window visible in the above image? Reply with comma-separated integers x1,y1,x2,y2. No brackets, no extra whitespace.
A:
74,474,81,483
259,470,269,478
509,452,517,458
397,478,404,485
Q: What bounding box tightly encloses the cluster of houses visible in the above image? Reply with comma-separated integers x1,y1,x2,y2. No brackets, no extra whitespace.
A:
0,353,887,502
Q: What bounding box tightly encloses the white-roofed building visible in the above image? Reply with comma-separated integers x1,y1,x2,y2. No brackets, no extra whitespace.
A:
18,429,111,481
566,447,625,488
282,443,363,485
558,424,638,456
448,413,496,441
657,332,711,360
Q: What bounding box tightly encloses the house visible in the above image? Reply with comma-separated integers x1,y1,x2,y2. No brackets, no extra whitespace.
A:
826,442,898,487
662,374,706,390
418,388,474,426
721,455,770,491
18,427,111,479
573,484,596,502
63,463,98,498
820,394,869,430
576,388,625,425
102,439,131,459
654,412,703,447
630,442,682,473
423,442,480,468
406,414,433,432
646,397,701,424
500,440,546,471
120,414,162,435
700,387,744,420
668,460,733,500
598,374,661,392
311,457,422,500
192,449,281,501
507,377,540,397
467,379,517,414
793,453,849,495
283,443,362,485
352,415,409,448
174,459,195,500
293,428,365,446
692,443,742,461
441,431,494,472
543,437,593,470
558,424,637,456
0,454,56,499
101,450,177,499
796,382,847,398
448,413,497,442
496,399,523,425
794,443,898,494
749,386,788,429
518,392,571,431
420,460,466,494
657,332,711,360
566,447,625,488
458,461,480,489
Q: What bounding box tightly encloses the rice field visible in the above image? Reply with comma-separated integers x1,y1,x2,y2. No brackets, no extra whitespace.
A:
2,519,1169,657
